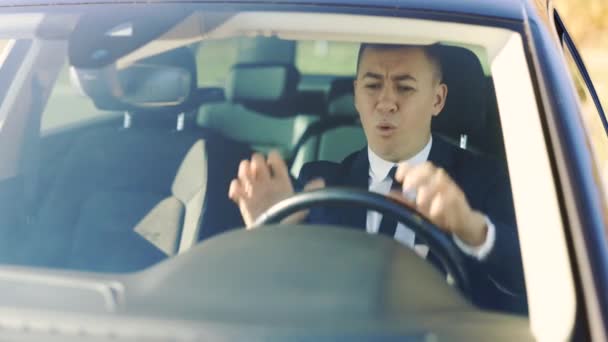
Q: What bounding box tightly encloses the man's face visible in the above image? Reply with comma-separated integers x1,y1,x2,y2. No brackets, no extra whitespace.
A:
354,46,447,162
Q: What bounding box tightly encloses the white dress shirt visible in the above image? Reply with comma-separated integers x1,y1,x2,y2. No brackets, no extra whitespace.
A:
366,136,496,261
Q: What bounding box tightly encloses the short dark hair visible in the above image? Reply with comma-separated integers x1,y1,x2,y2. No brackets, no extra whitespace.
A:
356,43,443,82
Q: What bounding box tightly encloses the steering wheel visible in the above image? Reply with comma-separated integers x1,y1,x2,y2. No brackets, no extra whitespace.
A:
253,187,471,299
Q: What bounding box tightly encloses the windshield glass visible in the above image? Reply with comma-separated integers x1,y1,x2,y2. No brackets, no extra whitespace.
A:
0,4,531,319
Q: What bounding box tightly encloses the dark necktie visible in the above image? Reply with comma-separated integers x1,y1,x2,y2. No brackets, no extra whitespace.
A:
377,166,422,246
376,166,444,273
377,166,401,238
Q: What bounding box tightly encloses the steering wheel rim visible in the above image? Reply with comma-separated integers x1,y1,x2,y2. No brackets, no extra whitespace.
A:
253,187,471,299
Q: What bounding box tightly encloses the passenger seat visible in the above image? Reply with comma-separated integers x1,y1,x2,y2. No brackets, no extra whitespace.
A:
313,78,366,164
20,48,251,272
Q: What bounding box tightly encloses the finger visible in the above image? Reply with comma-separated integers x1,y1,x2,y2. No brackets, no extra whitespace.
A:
228,179,243,202
386,189,416,209
238,159,252,181
267,150,291,181
303,178,325,192
250,153,270,182
237,159,255,196
394,162,412,182
228,179,238,201
429,193,450,231
417,167,451,200
400,163,436,192
432,167,453,189
280,178,325,225
415,184,439,214
281,210,309,225
418,167,462,219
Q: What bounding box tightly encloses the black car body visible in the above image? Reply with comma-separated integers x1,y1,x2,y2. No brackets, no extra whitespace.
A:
0,0,604,340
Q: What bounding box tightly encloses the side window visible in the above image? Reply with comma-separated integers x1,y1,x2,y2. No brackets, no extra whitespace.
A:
40,64,116,133
556,11,608,205
0,40,31,127
195,38,239,86
296,41,358,75
0,40,12,63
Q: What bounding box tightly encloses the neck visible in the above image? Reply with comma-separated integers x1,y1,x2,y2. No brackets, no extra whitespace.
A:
373,133,432,163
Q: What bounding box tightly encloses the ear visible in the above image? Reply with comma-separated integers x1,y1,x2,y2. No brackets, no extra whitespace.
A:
431,83,448,117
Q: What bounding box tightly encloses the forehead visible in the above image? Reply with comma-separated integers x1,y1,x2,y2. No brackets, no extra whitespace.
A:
358,47,434,76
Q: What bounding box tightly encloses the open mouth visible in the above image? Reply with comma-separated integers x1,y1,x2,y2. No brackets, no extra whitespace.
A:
376,123,396,136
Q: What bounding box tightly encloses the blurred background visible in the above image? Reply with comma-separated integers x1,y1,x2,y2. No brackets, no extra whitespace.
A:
555,0,607,110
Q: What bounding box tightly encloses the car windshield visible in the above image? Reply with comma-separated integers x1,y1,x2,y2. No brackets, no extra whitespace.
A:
0,3,537,323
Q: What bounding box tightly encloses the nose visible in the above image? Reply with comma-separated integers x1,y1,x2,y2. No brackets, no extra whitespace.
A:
376,85,398,114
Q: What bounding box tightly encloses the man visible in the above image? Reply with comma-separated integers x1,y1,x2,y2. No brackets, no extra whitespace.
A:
228,43,526,313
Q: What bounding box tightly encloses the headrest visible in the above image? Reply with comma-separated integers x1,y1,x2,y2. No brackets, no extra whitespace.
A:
431,46,487,143
71,47,197,113
327,78,358,117
294,90,327,116
225,63,300,117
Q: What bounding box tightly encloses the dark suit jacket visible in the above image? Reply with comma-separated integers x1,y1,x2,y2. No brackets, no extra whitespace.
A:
297,135,527,313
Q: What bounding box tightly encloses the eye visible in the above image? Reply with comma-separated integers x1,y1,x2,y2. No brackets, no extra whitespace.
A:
397,85,415,92
364,83,381,90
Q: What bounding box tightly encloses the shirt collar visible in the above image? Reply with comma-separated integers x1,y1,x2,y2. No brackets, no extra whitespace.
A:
368,136,433,182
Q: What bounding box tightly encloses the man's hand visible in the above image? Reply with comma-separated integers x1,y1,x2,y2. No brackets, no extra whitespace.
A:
228,151,325,228
390,161,487,246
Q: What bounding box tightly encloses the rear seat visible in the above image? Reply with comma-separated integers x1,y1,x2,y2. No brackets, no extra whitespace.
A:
19,48,252,272
313,78,366,164
197,63,322,175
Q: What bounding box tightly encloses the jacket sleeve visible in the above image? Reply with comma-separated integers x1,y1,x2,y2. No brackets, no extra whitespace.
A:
467,162,527,313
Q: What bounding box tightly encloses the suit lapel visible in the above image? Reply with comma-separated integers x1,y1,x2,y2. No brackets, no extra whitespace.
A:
423,135,460,270
427,134,458,176
336,147,369,230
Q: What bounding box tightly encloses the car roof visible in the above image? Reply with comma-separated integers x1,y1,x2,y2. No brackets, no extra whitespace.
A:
0,0,545,22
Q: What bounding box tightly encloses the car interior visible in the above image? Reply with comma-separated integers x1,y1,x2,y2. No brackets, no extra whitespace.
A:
0,35,508,274
0,27,510,276
0,6,568,339
3,1,606,337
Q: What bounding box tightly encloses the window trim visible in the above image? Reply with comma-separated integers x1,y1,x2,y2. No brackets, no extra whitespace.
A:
554,11,608,136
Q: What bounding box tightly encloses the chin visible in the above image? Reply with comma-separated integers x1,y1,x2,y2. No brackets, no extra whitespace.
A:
373,143,399,162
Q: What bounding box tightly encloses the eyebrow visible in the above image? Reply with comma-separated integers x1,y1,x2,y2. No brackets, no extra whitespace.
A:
362,72,417,82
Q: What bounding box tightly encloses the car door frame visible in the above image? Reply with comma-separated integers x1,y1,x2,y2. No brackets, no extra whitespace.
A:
552,11,607,135
528,5,608,341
